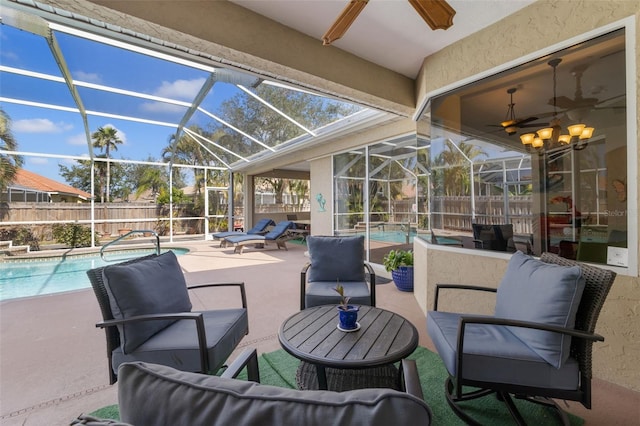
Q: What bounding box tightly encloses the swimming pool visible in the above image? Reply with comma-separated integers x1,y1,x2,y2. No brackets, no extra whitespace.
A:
352,230,461,246
0,248,189,301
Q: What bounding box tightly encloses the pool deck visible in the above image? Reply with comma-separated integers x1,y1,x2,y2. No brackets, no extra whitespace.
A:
1,240,638,425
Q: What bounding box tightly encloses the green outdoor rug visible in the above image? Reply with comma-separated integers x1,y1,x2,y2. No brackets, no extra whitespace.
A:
90,347,583,425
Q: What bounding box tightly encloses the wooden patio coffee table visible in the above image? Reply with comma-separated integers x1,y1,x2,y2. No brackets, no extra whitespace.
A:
278,305,418,391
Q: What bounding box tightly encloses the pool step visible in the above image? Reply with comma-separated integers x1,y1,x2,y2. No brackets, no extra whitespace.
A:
0,240,12,248
0,244,31,256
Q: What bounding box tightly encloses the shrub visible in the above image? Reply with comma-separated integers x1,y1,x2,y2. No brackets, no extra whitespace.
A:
382,249,413,272
52,223,98,248
0,226,40,251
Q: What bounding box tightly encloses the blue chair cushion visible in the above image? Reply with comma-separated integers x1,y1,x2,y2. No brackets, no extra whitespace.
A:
102,251,192,353
211,218,274,239
112,308,248,375
427,311,580,390
307,236,365,283
305,281,371,308
495,251,585,368
118,361,432,426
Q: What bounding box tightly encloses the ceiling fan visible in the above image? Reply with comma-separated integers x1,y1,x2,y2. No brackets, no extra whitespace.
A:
549,61,625,122
322,0,456,45
489,88,539,136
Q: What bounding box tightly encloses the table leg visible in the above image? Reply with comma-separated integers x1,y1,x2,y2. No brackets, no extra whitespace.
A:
315,364,328,390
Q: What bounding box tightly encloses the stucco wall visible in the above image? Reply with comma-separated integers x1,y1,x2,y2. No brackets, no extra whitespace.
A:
309,157,333,236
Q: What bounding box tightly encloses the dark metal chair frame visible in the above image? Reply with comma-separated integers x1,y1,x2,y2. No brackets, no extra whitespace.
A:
431,252,616,425
87,254,248,384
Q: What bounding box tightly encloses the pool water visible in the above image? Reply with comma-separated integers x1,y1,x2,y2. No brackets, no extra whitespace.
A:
0,248,188,301
353,231,461,246
368,230,417,244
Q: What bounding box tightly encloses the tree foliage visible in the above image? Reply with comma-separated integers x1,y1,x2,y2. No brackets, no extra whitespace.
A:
92,126,123,202
432,141,487,196
208,85,358,165
0,108,23,192
52,223,97,248
59,159,131,201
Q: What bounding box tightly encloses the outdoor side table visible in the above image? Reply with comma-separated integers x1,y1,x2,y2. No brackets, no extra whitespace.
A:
278,305,419,391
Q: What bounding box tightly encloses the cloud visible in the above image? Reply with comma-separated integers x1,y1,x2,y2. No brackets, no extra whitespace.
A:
68,133,89,146
28,157,49,165
13,119,73,133
73,70,101,83
154,78,206,100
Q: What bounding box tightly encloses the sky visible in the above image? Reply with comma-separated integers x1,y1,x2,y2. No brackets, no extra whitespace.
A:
1,22,239,183
1,20,345,184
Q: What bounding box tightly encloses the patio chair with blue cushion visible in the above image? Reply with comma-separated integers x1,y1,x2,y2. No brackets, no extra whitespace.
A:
86,251,249,384
211,218,275,247
223,220,295,254
427,251,616,425
300,235,375,310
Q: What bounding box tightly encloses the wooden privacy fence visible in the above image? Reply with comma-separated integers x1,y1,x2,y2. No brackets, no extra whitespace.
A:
431,195,533,234
0,202,204,237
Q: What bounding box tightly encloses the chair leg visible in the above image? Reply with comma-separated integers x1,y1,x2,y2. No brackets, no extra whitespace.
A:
444,377,492,426
445,376,571,426
515,395,571,426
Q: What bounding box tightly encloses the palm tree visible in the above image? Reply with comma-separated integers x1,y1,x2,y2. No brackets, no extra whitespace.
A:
163,127,212,194
92,126,123,202
135,166,167,203
0,108,24,194
435,141,486,196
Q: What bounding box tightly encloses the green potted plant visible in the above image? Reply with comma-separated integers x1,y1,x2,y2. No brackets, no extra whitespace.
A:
383,249,414,292
334,284,360,331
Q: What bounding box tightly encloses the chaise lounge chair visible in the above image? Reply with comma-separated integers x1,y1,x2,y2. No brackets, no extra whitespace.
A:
223,221,295,254
211,218,275,247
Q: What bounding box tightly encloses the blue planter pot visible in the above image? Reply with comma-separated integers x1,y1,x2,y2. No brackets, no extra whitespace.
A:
337,305,359,330
391,266,414,292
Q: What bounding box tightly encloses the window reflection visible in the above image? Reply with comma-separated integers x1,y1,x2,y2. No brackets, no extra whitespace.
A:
427,28,628,267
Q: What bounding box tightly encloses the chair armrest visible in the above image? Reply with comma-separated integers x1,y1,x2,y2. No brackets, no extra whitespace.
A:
364,262,376,306
96,312,204,328
458,316,604,342
220,348,260,382
433,284,496,311
400,359,423,400
300,262,311,310
97,312,210,373
188,282,247,309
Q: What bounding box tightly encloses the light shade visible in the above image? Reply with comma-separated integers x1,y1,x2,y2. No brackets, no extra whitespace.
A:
537,127,554,140
558,134,572,144
568,124,586,137
520,133,535,145
580,127,595,139
532,137,544,148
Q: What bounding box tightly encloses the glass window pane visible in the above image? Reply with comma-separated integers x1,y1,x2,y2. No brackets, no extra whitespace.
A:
427,28,627,266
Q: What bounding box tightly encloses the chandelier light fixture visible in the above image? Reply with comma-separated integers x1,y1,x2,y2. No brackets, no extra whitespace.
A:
519,58,594,151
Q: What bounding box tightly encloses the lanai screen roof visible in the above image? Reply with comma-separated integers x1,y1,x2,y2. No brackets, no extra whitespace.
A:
0,2,366,181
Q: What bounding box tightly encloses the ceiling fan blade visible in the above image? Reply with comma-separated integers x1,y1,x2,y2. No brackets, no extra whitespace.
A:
408,0,455,30
514,116,539,126
322,0,370,45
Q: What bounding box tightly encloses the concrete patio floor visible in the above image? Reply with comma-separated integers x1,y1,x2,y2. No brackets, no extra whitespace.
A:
1,240,638,425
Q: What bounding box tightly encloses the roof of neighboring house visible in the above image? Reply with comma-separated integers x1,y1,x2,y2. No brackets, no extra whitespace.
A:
9,169,92,200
